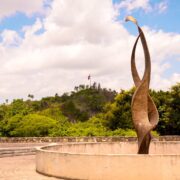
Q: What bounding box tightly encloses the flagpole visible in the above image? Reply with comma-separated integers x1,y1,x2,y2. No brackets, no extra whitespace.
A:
90,77,91,87
88,74,91,88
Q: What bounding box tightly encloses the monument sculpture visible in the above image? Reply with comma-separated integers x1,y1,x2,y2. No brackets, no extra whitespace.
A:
125,16,159,154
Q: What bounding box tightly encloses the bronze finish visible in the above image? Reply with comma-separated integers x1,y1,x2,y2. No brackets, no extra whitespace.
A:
126,16,159,154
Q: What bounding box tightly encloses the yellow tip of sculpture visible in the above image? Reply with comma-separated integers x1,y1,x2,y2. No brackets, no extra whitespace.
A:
125,16,138,25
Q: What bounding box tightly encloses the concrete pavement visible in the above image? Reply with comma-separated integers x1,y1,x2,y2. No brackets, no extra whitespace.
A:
0,155,62,180
0,143,63,180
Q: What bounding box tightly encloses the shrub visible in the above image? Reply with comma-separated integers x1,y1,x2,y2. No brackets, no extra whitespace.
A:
10,114,58,137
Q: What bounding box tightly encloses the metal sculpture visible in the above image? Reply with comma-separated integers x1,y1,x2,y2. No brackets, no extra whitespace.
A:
125,16,159,154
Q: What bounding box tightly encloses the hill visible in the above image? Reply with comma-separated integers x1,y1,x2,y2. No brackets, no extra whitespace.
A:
0,82,179,137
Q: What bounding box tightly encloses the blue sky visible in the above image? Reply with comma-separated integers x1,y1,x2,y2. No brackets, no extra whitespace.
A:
2,1,180,40
115,0,180,81
112,0,180,33
0,0,179,102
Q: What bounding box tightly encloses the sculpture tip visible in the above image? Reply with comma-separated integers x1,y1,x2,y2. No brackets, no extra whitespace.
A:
125,16,138,25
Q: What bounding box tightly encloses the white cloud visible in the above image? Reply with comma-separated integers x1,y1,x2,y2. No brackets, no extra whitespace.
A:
1,30,22,47
0,0,47,19
117,0,152,12
156,1,168,14
116,0,168,14
0,0,179,103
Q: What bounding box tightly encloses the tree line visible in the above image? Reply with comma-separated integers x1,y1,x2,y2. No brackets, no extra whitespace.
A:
0,82,179,137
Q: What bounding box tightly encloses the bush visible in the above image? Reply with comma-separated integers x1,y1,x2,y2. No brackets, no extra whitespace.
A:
108,129,136,136
10,114,58,137
104,89,134,130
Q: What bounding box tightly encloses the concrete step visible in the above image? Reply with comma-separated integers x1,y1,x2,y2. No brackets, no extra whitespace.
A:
0,147,36,158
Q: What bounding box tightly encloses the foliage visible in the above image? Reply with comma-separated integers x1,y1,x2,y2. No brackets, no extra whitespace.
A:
149,83,180,135
9,114,58,137
0,82,179,137
61,117,136,137
60,84,117,122
7,99,33,117
150,90,172,135
169,83,180,135
104,88,134,130
39,107,71,136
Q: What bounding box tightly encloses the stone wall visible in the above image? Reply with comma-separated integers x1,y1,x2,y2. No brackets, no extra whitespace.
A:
0,136,180,143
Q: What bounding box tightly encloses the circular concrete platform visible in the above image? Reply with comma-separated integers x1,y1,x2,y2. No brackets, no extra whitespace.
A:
36,142,180,180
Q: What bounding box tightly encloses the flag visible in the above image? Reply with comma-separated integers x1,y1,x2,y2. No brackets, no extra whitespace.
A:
88,74,91,80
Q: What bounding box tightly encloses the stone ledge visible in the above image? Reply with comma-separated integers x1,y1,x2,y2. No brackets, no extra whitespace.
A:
0,136,179,143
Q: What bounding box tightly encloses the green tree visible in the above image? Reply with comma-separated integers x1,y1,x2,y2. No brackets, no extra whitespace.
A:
3,114,23,136
10,114,58,137
104,89,134,130
28,94,34,100
7,99,32,117
168,83,180,134
150,90,171,135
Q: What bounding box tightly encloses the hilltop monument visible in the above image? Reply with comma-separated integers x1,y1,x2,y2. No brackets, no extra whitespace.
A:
126,16,159,154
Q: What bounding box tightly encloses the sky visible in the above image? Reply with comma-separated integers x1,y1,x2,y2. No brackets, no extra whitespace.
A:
0,0,179,103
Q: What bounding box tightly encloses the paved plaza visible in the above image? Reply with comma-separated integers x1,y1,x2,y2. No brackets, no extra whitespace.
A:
0,155,63,180
0,143,63,180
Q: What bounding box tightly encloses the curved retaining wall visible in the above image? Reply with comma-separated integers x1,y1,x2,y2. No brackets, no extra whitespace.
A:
36,142,180,180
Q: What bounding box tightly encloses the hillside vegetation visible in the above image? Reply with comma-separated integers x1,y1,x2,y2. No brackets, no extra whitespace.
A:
0,82,179,137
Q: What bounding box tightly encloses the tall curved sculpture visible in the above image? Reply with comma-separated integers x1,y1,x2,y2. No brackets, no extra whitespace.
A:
125,16,159,154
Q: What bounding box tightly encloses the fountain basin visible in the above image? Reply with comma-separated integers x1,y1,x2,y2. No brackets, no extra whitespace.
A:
36,141,180,180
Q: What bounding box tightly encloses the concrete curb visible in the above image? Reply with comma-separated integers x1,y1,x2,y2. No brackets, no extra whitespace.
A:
0,147,36,158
